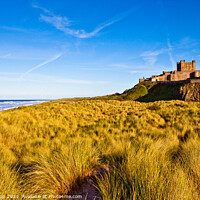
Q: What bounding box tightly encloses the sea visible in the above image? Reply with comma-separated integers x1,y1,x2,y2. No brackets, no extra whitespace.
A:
0,100,50,111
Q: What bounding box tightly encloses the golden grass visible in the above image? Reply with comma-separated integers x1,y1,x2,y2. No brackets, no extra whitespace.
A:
0,99,199,199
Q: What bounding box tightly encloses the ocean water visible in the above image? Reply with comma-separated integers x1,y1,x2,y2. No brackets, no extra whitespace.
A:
0,100,50,111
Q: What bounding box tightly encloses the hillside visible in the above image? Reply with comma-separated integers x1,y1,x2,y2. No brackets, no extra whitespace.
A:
93,81,200,102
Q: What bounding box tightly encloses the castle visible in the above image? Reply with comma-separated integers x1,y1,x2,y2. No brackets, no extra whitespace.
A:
139,60,200,83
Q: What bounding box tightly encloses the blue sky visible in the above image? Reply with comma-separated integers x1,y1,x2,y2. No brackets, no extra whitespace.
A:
0,0,200,99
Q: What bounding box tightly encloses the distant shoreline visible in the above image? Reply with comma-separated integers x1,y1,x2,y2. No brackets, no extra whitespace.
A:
0,99,51,111
0,99,52,101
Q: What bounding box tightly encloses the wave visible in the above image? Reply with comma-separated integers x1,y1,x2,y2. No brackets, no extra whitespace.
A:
0,100,49,111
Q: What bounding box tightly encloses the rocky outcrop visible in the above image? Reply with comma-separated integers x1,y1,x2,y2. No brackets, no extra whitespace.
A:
179,83,200,101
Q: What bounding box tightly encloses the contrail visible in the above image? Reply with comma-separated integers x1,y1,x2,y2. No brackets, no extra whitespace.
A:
19,53,62,80
167,38,176,68
158,0,175,69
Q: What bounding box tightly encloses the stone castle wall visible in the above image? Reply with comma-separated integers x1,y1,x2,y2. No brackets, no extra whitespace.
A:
139,60,200,83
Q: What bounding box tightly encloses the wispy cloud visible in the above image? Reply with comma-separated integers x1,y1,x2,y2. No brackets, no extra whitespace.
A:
141,49,166,57
157,0,176,69
129,69,160,74
0,71,107,85
176,37,198,49
0,53,12,58
19,53,62,80
167,39,176,68
33,74,108,85
0,26,27,32
33,3,143,38
108,63,134,69
40,14,71,31
141,48,167,66
0,72,38,82
32,4,52,15
108,62,162,76
143,56,158,66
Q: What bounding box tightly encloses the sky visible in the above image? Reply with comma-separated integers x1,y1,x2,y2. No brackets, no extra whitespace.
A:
0,0,200,99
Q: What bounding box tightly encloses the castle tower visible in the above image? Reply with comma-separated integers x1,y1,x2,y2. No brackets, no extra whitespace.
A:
192,60,196,70
177,60,185,71
180,60,185,71
177,60,196,71
177,61,180,71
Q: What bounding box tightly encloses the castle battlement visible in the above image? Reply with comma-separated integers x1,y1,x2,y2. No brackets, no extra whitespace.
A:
177,60,196,71
139,60,200,83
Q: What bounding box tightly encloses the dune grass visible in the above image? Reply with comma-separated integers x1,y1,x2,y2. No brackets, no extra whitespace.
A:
0,99,199,199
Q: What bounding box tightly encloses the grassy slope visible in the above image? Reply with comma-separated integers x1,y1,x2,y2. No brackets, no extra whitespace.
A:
138,82,183,102
93,81,200,102
92,81,155,101
57,81,200,102
0,100,200,199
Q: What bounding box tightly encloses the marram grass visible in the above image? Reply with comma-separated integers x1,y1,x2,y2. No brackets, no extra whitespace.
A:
0,99,200,199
